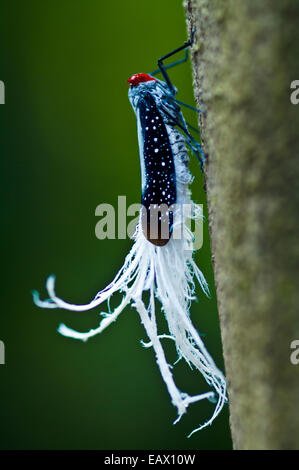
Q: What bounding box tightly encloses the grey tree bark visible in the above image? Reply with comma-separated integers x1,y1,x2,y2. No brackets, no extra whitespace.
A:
184,0,299,450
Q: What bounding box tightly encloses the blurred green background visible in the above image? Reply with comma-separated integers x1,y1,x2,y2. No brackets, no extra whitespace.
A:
0,0,232,450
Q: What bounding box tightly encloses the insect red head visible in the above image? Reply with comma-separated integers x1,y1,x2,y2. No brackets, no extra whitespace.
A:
127,73,157,87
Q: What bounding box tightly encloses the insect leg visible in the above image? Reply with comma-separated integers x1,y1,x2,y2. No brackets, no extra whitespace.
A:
150,48,189,77
185,122,201,135
151,30,195,95
174,98,206,115
186,139,206,172
163,107,205,170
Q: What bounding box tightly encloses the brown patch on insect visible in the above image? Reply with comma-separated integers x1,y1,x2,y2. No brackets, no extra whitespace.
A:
140,205,174,247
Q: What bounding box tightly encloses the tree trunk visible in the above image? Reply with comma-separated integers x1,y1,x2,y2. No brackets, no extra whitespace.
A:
184,0,299,450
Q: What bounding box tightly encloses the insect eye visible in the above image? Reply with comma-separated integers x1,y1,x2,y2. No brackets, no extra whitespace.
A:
127,73,156,87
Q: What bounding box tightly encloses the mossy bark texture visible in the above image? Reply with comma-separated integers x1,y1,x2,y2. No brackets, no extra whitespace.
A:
185,0,299,450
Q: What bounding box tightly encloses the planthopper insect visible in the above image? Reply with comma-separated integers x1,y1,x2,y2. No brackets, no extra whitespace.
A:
33,31,227,437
